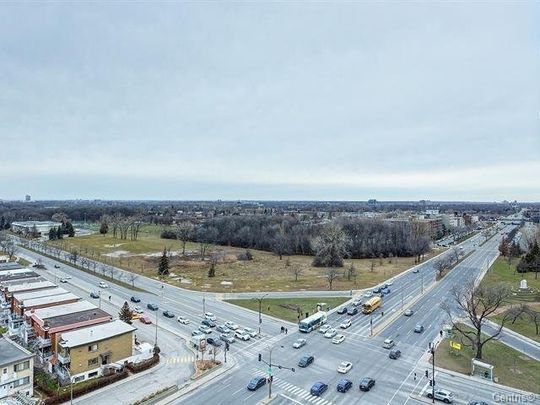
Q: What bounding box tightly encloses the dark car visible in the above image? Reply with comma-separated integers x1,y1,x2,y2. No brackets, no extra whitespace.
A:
347,307,358,316
163,310,174,318
467,402,489,405
381,287,390,295
202,319,216,328
337,307,347,315
310,382,328,397
130,296,141,303
414,324,424,333
247,376,266,391
359,377,376,392
336,379,352,393
147,303,159,311
207,337,222,347
90,292,100,299
389,350,401,360
298,355,314,368
373,287,381,294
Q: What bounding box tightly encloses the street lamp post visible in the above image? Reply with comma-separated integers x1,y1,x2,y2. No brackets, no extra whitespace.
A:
155,285,164,347
252,293,269,335
98,289,101,309
421,272,424,294
429,342,435,403
202,295,206,316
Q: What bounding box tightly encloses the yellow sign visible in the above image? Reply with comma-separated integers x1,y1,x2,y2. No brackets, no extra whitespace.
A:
450,341,461,350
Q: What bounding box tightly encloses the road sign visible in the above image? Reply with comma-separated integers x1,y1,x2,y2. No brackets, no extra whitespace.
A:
268,367,272,375
450,340,461,350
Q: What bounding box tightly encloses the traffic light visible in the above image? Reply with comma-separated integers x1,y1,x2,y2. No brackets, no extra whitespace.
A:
425,370,429,378
429,379,433,387
225,342,230,351
270,375,273,382
258,353,261,362
278,365,282,369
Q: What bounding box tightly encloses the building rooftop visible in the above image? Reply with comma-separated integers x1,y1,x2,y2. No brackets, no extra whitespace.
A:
13,287,68,302
11,221,62,227
59,320,136,348
43,308,111,329
0,271,40,283
0,338,33,366
28,301,97,319
22,293,80,308
6,280,56,293
0,263,24,271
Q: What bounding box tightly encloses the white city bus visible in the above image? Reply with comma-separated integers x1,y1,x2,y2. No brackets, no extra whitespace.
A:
298,311,328,333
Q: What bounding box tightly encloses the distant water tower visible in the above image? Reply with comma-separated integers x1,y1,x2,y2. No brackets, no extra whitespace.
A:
25,194,31,202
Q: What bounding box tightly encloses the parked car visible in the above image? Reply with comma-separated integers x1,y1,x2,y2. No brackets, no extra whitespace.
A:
337,361,353,374
332,334,345,344
90,292,100,299
414,324,425,333
216,325,230,334
336,307,347,315
99,282,109,288
404,309,414,316
347,307,358,316
389,350,401,360
243,327,258,337
247,376,266,391
293,338,307,349
324,328,337,339
427,389,454,403
373,287,381,294
163,310,174,318
235,330,251,341
130,296,141,303
319,325,331,334
386,281,393,286
336,379,352,393
207,337,222,347
340,319,351,329
224,321,239,330
192,330,204,337
204,312,217,321
310,382,328,397
177,316,190,324
382,338,395,349
298,355,314,368
139,316,152,324
201,319,216,328
220,334,235,344
133,306,143,314
147,303,159,311
359,377,376,392
199,325,212,334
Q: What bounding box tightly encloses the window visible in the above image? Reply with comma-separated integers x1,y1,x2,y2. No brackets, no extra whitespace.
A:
88,371,98,378
88,358,98,367
88,344,98,352
14,361,29,372
2,368,6,374
13,377,30,388
74,375,84,383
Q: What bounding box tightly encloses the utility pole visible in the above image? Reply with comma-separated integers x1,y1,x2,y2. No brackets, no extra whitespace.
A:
252,293,269,335
98,289,101,309
258,345,294,400
421,272,424,294
155,285,164,347
202,295,206,315
429,342,435,403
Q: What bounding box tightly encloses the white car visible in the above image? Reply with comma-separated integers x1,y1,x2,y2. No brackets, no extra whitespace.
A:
133,306,144,314
319,325,331,334
332,334,345,344
99,282,109,288
224,321,239,330
340,319,352,329
352,299,362,307
363,291,373,298
234,330,251,341
293,338,307,349
324,328,337,339
337,361,353,374
63,275,72,280
243,327,258,338
204,312,217,321
199,325,212,334
386,281,393,286
177,316,190,324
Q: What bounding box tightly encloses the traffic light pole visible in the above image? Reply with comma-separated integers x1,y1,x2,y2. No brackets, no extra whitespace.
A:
429,342,435,403
258,345,294,399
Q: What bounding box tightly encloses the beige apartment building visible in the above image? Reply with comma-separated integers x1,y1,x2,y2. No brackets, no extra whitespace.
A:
0,337,34,400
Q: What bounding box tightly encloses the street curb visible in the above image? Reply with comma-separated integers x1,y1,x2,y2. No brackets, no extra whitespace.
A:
257,394,277,404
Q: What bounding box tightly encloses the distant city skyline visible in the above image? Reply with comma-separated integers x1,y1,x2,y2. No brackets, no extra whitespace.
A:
0,2,538,201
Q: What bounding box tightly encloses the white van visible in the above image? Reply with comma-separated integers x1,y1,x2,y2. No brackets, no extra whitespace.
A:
382,338,395,349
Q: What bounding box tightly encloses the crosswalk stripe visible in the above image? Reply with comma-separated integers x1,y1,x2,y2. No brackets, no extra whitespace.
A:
290,387,302,394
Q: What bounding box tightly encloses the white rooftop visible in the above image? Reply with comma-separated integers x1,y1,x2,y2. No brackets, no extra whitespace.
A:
22,293,79,308
6,280,56,293
59,320,136,348
28,301,97,320
14,287,68,302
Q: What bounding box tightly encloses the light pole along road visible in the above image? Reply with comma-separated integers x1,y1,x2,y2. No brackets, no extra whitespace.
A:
252,293,269,335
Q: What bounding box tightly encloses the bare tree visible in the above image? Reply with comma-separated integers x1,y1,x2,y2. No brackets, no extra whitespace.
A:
325,267,340,291
290,264,303,282
312,223,349,267
442,278,511,359
524,306,540,336
434,258,448,278
176,222,194,255
345,262,356,281
127,273,139,288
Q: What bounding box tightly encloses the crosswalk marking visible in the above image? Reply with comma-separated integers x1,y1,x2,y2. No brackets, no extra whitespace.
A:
165,356,195,364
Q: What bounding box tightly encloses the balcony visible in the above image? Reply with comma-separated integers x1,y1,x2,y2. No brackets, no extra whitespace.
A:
57,352,70,364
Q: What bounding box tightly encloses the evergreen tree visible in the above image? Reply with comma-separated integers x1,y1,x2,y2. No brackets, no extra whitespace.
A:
119,301,133,324
0,216,4,230
99,222,108,235
48,228,57,240
66,221,75,237
56,227,63,239
158,248,169,276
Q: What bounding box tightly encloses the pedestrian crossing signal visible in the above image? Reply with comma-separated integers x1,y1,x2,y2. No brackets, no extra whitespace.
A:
258,353,261,362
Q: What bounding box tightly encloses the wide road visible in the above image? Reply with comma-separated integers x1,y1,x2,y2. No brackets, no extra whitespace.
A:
176,225,539,405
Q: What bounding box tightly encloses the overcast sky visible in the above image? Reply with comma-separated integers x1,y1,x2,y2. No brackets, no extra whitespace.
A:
0,2,538,201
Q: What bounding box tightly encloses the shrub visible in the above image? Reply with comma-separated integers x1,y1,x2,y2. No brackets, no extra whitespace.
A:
160,230,177,240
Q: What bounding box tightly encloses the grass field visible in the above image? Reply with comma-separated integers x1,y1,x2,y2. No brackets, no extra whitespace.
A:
225,297,349,323
48,225,442,293
435,327,540,393
17,257,31,267
491,311,540,343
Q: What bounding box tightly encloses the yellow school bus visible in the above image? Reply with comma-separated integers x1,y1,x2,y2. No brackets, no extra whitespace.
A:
362,296,382,314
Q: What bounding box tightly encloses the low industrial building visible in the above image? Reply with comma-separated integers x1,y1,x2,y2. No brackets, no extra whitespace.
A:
10,221,62,236
0,337,34,400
